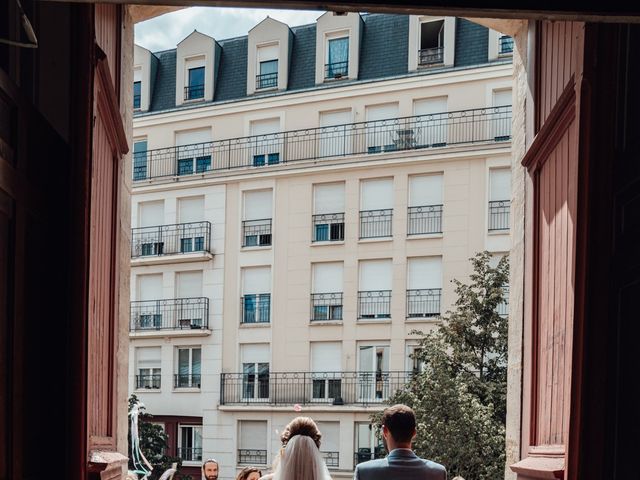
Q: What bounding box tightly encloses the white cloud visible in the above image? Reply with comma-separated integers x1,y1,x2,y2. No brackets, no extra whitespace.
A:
135,7,324,52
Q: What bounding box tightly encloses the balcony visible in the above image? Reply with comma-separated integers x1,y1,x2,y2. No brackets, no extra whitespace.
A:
325,60,348,79
418,45,444,66
354,449,386,465
131,221,212,260
407,204,443,235
178,447,203,463
238,449,267,465
406,288,442,318
360,209,393,239
129,297,209,333
131,106,512,182
184,84,204,101
242,218,272,247
312,213,345,242
310,293,343,321
135,374,161,390
220,371,411,406
322,452,339,469
499,36,514,55
256,72,278,90
174,373,201,389
488,200,511,231
241,294,271,324
358,290,392,319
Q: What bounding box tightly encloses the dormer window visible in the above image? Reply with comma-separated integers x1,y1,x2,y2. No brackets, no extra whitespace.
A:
133,81,141,109
256,44,279,90
499,35,514,55
325,36,349,79
185,64,205,101
419,20,445,66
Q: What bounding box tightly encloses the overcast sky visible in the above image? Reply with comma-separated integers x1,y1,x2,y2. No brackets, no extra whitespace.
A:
135,7,325,52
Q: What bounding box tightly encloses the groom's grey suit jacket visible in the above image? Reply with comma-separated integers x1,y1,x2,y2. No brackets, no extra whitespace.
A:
353,448,447,480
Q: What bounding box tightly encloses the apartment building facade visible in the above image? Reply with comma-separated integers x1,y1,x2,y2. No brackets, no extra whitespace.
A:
129,12,513,479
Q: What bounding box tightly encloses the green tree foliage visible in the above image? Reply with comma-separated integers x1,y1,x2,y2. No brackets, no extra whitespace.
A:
128,394,182,480
375,252,509,479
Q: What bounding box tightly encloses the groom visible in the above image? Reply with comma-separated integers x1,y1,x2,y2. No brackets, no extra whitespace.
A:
353,404,446,480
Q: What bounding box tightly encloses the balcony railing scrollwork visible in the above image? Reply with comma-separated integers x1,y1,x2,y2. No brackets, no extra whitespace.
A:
178,447,203,462
220,371,411,406
131,221,211,258
310,292,343,321
488,200,511,231
418,45,444,66
238,449,267,465
132,106,512,181
406,288,442,318
174,374,201,389
130,297,209,332
407,204,443,235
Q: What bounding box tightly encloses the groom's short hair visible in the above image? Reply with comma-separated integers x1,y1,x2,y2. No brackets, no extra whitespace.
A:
382,404,416,443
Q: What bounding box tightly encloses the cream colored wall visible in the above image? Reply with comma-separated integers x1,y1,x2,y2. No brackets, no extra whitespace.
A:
408,15,456,71
133,44,153,111
133,64,512,150
176,30,217,106
247,17,291,95
314,12,362,84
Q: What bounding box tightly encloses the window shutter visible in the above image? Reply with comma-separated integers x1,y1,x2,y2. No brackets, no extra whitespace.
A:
242,267,271,294
316,422,340,452
313,262,343,293
413,96,447,116
239,421,267,450
409,174,443,207
139,201,164,227
243,190,273,220
257,44,279,62
176,271,203,298
250,118,280,136
138,274,163,301
320,110,351,127
407,257,442,289
361,178,393,211
311,342,342,372
178,196,204,223
359,259,392,291
493,89,512,107
137,347,161,369
490,168,511,201
241,344,270,364
365,103,399,122
314,183,345,214
176,128,211,146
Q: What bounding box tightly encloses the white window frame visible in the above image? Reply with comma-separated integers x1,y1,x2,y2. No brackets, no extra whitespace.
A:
175,346,201,388
178,424,203,464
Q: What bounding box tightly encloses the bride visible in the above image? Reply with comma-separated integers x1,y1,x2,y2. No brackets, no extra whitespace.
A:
269,417,333,480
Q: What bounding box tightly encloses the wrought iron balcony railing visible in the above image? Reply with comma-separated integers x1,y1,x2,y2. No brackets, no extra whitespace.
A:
174,373,201,389
241,294,271,324
358,290,392,319
136,374,161,389
312,213,345,242
310,292,343,321
184,84,204,101
360,209,393,239
499,36,514,54
354,449,387,465
131,221,211,258
325,60,348,79
131,106,512,181
322,452,339,469
488,200,511,231
178,447,203,462
406,288,442,318
242,218,272,247
407,204,443,235
220,371,412,406
418,45,444,66
238,449,268,465
130,297,209,332
256,72,278,90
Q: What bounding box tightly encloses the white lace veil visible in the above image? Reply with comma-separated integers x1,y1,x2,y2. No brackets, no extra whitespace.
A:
273,434,332,480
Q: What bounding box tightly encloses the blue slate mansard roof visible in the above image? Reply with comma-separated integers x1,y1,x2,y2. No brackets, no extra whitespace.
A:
139,14,510,115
